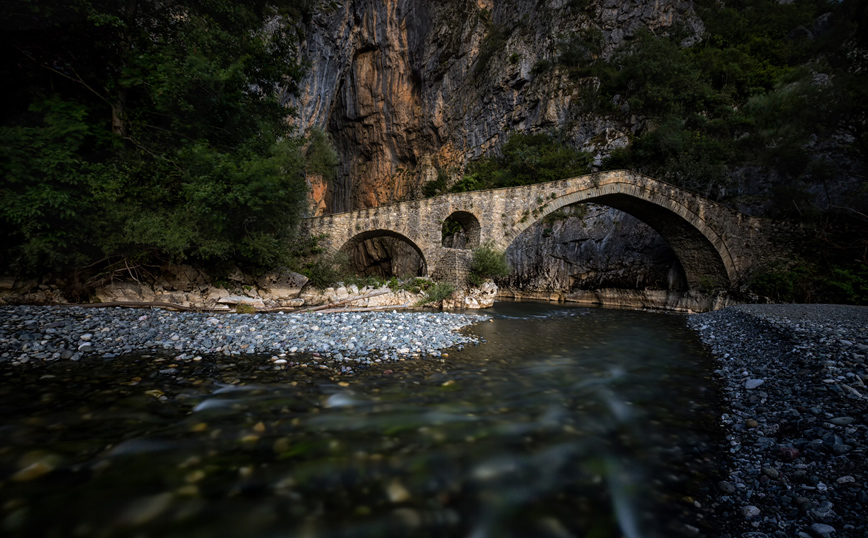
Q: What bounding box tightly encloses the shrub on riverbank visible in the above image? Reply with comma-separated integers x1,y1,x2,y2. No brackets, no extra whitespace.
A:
418,282,456,305
469,241,510,286
749,261,868,305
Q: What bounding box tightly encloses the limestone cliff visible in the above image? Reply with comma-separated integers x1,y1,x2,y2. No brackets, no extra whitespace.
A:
287,0,702,295
287,0,701,212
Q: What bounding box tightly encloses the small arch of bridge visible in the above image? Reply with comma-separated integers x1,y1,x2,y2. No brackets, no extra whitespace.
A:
441,211,481,249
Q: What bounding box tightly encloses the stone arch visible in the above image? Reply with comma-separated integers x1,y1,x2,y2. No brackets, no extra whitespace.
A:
441,210,481,249
339,229,428,278
503,182,737,289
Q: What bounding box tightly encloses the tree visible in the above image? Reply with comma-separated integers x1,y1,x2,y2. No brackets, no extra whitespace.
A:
444,132,593,193
0,0,320,279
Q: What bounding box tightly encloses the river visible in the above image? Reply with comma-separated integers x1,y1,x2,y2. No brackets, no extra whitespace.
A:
0,301,723,537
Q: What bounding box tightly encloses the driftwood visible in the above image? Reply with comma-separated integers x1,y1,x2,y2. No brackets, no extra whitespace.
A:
284,290,391,314
54,289,397,315
56,301,216,312
315,302,414,314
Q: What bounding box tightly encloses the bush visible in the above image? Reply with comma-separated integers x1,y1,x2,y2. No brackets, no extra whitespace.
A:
748,261,868,305
422,168,451,197
341,274,388,290
447,132,593,194
469,240,509,286
823,266,868,305
418,282,456,305
301,251,349,290
305,127,340,180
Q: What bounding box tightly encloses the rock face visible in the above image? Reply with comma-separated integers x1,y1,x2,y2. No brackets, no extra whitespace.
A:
502,203,686,292
348,236,426,278
288,0,704,299
288,0,702,212
441,281,498,309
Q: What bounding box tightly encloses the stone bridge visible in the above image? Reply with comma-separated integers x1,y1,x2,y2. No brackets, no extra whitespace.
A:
304,170,795,290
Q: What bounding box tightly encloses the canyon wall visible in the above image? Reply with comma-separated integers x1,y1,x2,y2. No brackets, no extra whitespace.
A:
287,0,703,294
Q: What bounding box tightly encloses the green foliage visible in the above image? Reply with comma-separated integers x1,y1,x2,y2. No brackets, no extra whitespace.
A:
422,168,452,197
825,266,868,305
301,251,350,290
441,218,464,244
531,59,553,76
469,240,510,286
306,127,340,180
0,97,111,271
0,0,315,278
474,10,513,78
566,0,590,11
235,303,257,314
448,132,593,193
341,274,389,290
541,208,580,226
580,0,868,210
418,282,456,305
749,262,868,305
556,28,604,70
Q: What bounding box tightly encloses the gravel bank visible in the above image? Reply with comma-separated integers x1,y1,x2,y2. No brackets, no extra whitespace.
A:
688,304,868,538
0,306,484,373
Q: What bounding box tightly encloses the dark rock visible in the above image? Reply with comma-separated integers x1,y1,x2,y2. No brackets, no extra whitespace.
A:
809,523,835,538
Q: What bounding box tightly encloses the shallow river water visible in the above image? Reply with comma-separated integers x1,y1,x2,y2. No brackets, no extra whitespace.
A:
0,302,723,538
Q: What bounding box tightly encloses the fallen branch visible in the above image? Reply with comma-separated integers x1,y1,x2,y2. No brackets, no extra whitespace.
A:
56,301,216,312
287,290,391,314
53,289,396,314
315,302,413,314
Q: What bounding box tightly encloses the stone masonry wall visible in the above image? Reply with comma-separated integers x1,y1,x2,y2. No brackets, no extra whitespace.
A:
305,170,800,290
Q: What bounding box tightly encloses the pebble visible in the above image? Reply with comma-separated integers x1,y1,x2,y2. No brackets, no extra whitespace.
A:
742,505,761,518
762,466,780,479
0,306,485,370
689,304,868,538
810,523,836,538
11,461,53,482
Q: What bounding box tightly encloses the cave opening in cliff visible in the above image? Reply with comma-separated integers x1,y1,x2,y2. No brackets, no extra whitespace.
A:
342,231,427,279
441,211,481,249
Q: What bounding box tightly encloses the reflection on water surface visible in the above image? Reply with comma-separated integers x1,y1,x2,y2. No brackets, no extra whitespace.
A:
0,302,721,537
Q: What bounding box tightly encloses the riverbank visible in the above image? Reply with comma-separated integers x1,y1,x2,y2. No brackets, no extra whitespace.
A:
499,287,736,312
1,267,497,311
0,305,485,371
688,304,868,538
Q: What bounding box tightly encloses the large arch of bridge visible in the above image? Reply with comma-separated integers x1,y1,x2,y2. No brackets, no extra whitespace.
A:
505,183,737,288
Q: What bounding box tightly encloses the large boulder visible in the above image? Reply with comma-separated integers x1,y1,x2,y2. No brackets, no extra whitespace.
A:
94,282,148,303
257,271,309,300
159,265,209,292
441,281,497,309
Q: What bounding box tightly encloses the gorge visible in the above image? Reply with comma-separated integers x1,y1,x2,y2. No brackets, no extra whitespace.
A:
285,0,865,305
286,0,711,302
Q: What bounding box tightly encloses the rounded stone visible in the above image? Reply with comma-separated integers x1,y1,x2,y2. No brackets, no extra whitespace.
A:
809,523,836,538
742,505,761,518
718,481,737,494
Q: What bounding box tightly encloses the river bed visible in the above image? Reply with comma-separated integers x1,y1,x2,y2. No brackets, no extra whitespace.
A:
0,301,723,537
